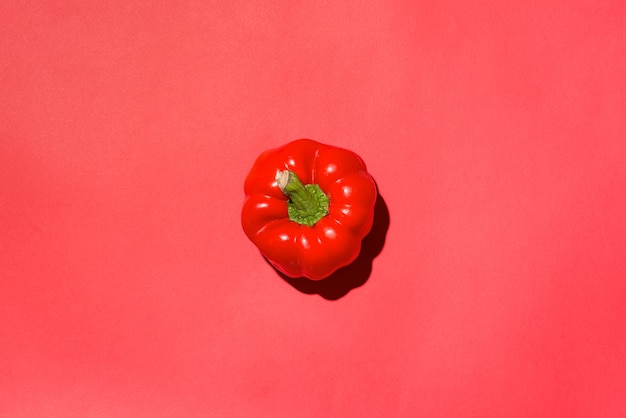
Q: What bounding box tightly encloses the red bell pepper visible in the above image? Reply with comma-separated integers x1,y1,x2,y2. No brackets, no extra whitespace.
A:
242,139,377,280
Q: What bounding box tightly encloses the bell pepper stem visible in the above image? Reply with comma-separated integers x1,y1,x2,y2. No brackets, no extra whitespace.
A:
276,170,329,226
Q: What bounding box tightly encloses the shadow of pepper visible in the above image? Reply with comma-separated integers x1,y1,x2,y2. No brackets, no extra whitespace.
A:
267,193,390,300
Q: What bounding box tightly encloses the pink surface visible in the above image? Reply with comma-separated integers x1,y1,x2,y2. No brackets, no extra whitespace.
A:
2,1,625,416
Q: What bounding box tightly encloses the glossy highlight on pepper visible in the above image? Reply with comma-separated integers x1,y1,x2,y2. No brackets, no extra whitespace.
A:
242,139,377,280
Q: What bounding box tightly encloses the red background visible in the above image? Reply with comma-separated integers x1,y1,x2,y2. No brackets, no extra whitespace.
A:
2,1,625,416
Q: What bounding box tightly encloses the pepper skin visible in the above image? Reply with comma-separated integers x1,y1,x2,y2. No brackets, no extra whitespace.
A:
242,139,377,280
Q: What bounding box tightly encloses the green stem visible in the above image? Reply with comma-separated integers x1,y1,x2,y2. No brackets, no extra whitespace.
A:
276,170,329,226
